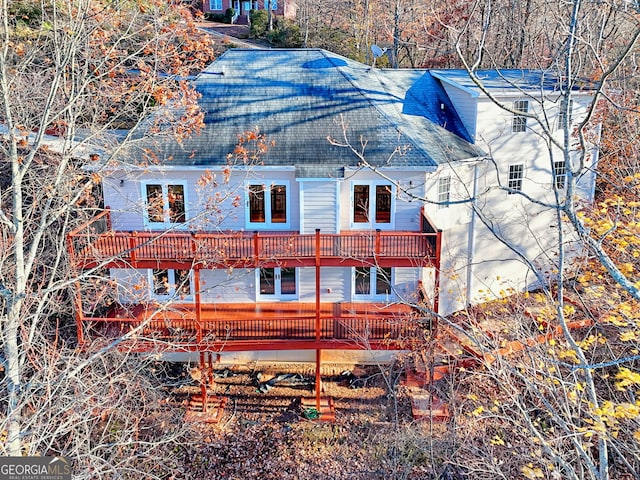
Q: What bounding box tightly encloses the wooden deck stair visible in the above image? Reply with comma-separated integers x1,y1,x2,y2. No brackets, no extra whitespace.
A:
184,393,227,423
404,312,594,422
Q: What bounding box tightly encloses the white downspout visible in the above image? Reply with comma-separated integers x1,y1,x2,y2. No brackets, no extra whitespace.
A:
466,161,481,306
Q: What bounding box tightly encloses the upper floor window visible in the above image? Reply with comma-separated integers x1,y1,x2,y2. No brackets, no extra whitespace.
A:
352,183,394,228
247,181,289,229
553,160,567,189
437,176,451,209
265,0,277,9
512,100,529,133
507,164,524,193
556,99,574,131
143,182,186,226
150,269,192,300
354,266,392,299
209,0,223,10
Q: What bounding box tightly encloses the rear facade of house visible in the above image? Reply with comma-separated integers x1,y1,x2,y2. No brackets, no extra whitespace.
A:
68,49,597,365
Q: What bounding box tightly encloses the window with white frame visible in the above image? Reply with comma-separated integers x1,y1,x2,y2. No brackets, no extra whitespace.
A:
553,160,567,189
143,182,187,226
512,100,529,133
353,266,392,299
507,164,524,193
437,176,451,209
257,267,297,299
209,0,223,10
150,269,192,300
246,181,289,228
352,183,394,227
556,99,574,131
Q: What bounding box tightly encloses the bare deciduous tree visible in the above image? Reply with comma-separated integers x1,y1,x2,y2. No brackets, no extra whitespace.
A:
0,0,214,465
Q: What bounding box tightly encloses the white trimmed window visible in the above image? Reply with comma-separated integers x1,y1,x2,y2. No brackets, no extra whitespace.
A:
209,0,223,10
556,99,574,131
246,181,290,229
143,182,187,227
512,100,529,133
150,269,192,300
353,266,392,299
352,182,394,228
257,267,297,299
437,176,451,209
507,164,524,193
553,160,567,189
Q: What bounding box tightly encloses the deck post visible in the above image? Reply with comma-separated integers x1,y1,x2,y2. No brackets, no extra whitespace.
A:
253,231,260,267
315,229,321,342
129,232,138,268
194,267,202,344
315,229,322,412
199,351,207,413
315,348,321,411
432,229,443,331
105,206,112,231
66,234,85,345
72,280,85,346
375,228,381,255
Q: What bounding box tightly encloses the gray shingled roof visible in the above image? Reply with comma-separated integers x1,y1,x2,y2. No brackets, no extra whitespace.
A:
430,69,595,96
126,49,484,177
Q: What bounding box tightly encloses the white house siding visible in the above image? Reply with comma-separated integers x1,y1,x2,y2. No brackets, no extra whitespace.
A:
297,267,346,302
199,268,255,303
392,267,421,304
103,168,299,232
299,180,339,234
432,92,596,315
110,268,148,304
393,172,428,231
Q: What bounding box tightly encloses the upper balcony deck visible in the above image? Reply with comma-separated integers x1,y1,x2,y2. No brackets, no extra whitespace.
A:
67,209,442,270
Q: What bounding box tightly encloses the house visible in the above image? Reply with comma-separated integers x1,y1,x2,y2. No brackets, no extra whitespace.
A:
68,49,597,371
202,0,296,24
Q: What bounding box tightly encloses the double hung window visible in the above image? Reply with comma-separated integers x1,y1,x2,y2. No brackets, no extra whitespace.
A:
553,161,567,189
437,177,451,209
556,100,573,131
507,164,524,193
512,100,529,133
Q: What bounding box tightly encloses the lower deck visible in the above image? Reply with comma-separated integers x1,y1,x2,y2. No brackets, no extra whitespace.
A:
89,301,428,352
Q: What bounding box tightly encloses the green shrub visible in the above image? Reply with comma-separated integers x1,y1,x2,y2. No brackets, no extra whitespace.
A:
249,10,268,38
204,12,226,22
224,8,235,23
266,20,302,48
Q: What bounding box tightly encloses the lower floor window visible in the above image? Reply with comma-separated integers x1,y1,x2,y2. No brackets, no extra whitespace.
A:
354,266,392,297
258,267,297,297
151,269,192,299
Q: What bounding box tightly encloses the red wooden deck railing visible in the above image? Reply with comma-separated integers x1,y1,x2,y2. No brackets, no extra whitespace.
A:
67,208,441,270
86,301,427,352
